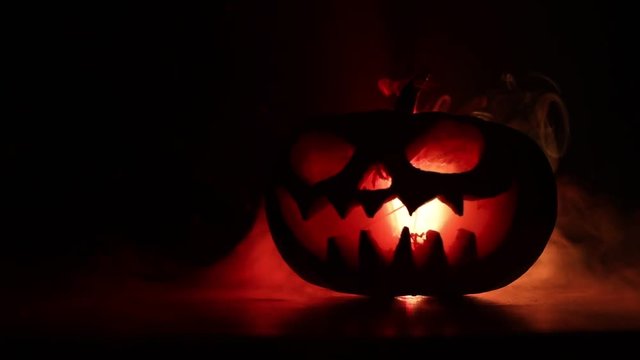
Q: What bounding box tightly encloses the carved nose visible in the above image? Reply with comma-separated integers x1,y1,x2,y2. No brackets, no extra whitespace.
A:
358,164,392,190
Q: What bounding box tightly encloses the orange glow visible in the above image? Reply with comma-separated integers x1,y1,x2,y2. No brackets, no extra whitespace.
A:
385,198,448,247
395,295,428,316
406,119,484,174
377,77,406,97
290,132,355,185
358,164,392,190
278,181,517,267
395,295,428,303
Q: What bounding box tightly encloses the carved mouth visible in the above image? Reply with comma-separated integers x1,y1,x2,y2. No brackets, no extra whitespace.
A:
277,183,518,270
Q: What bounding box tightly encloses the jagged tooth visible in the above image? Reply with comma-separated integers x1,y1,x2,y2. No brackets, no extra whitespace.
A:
447,229,477,267
358,191,389,218
391,227,415,270
329,198,351,219
415,230,447,270
384,227,418,294
299,197,327,221
399,194,429,216
296,197,315,221
403,201,420,216
426,230,442,243
358,230,384,273
437,193,464,216
326,237,348,272
362,199,381,218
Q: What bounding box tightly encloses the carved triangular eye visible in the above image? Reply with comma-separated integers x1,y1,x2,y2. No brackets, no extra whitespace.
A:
290,132,354,185
406,119,484,174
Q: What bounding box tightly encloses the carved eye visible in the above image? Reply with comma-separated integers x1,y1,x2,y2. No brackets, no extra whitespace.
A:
290,132,355,185
406,119,484,173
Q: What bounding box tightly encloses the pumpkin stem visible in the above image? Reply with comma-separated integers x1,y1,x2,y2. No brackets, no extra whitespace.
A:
394,72,430,114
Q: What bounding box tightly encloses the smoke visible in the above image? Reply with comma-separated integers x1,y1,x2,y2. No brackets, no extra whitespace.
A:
201,204,343,300
201,173,640,304
525,176,640,289
199,73,640,307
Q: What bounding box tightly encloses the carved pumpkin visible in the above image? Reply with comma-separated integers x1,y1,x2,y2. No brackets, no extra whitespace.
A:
265,111,556,296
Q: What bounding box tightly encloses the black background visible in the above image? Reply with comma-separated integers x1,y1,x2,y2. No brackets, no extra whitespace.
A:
5,0,639,286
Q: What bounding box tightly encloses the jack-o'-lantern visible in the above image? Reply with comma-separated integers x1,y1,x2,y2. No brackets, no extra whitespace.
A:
265,110,556,296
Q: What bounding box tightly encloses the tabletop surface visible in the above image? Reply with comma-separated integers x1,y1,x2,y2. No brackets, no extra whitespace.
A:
4,212,640,353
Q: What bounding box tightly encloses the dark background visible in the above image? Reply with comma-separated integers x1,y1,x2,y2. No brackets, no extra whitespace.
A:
5,0,639,287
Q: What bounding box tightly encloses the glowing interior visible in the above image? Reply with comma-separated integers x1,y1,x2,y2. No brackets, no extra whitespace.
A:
406,119,484,173
358,164,392,190
283,119,517,269
277,183,517,268
290,132,355,185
